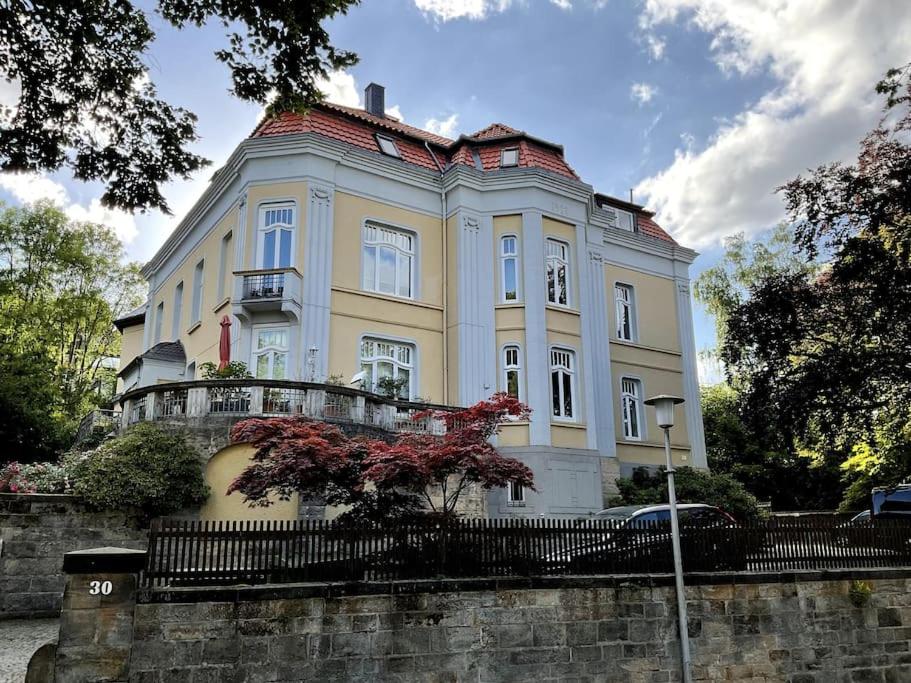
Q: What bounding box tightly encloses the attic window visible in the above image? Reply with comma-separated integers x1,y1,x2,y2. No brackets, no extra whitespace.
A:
376,134,400,158
615,210,636,232
500,148,519,167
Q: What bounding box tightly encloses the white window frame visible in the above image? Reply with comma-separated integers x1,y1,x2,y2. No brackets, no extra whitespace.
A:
550,347,577,422
362,221,416,300
616,209,636,232
376,134,401,158
507,481,526,506
172,282,183,339
500,234,521,303
621,377,644,441
615,282,637,342
545,238,571,307
251,325,290,380
191,260,204,325
154,301,164,345
217,231,232,301
502,344,523,401
500,148,519,167
256,204,295,271
360,337,415,399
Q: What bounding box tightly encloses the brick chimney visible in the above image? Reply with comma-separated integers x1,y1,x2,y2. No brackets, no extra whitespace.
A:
364,83,385,118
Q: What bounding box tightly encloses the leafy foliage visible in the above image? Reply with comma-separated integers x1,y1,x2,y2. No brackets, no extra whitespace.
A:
376,375,409,399
71,422,208,518
199,360,252,380
228,394,535,520
0,460,69,494
610,466,762,522
0,0,360,212
0,202,144,459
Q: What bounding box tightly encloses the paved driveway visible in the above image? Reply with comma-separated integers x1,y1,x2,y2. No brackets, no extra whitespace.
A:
0,619,58,683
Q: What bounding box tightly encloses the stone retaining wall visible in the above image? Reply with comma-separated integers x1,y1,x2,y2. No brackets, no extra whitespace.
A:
0,494,146,619
127,571,911,682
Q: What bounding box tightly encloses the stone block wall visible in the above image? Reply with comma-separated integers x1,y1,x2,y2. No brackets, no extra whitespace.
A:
0,494,146,619
127,572,911,682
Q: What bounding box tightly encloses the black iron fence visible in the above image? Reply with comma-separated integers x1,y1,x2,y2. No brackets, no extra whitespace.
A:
141,517,911,588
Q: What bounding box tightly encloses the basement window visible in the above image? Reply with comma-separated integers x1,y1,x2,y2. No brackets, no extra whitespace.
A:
500,148,519,167
376,134,401,158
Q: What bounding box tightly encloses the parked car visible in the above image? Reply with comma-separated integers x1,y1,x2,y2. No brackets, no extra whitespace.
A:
547,503,747,573
872,484,911,518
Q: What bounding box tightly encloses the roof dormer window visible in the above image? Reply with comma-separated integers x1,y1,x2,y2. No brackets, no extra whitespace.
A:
375,134,401,158
500,148,519,167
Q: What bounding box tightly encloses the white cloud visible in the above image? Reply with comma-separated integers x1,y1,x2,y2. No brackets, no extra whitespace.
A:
697,351,724,385
0,172,137,244
386,104,405,121
424,113,460,138
413,0,577,21
316,70,360,108
630,82,658,105
635,0,911,248
644,33,666,60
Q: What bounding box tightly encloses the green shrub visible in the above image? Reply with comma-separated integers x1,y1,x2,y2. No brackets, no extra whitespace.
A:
610,466,762,522
199,361,251,379
72,423,208,518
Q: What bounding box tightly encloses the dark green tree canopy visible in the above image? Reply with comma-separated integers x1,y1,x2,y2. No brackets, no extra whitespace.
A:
0,0,359,213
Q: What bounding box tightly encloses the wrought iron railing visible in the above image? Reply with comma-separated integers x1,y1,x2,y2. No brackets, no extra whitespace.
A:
242,273,285,299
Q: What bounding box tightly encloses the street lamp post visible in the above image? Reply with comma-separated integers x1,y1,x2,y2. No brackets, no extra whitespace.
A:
643,394,692,683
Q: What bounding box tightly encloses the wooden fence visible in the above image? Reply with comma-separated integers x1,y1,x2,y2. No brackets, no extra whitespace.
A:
141,517,911,588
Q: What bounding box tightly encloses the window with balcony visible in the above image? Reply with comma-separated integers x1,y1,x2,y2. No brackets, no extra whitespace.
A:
621,377,643,440
252,327,289,380
503,344,522,400
257,205,294,270
362,223,414,299
615,283,636,341
500,235,520,302
360,338,413,399
550,347,576,420
545,238,570,306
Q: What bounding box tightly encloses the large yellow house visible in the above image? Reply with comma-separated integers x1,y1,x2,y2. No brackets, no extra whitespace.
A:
115,83,706,519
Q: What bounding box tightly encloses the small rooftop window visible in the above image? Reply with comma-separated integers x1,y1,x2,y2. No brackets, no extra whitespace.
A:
615,209,636,232
375,134,401,158
500,148,519,167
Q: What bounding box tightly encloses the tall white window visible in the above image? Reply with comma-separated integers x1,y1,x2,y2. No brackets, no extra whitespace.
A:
360,338,414,398
500,235,520,302
507,481,525,505
615,283,636,341
550,348,576,420
503,345,522,400
362,223,414,299
257,205,294,270
621,378,643,440
172,282,183,338
154,302,164,344
252,327,289,379
191,260,204,324
545,238,569,306
217,231,232,300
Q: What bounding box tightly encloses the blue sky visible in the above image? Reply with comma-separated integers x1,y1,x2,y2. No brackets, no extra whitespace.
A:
2,0,909,383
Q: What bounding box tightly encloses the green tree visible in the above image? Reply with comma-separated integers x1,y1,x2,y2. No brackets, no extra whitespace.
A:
0,0,360,212
0,201,144,457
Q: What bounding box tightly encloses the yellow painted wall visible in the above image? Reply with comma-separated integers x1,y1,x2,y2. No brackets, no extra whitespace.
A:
616,442,692,468
611,360,690,448
551,425,588,449
498,423,530,447
605,264,680,352
116,323,145,392
243,182,309,271
200,444,300,521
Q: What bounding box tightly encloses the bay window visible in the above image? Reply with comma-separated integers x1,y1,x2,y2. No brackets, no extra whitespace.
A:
545,238,569,306
550,347,576,420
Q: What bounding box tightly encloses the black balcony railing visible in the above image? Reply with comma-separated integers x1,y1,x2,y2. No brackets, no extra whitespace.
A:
142,517,911,588
242,273,285,299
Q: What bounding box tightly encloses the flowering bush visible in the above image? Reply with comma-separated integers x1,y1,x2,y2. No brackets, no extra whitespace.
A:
0,460,69,494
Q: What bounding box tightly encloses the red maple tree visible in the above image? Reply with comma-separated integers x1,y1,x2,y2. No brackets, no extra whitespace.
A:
228,393,535,519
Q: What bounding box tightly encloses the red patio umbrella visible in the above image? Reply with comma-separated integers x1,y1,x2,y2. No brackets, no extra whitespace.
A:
217,315,232,371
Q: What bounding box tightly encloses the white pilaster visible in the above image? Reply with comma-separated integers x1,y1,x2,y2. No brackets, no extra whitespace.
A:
521,211,551,446
234,194,248,271
455,211,496,406
675,278,707,468
300,183,335,382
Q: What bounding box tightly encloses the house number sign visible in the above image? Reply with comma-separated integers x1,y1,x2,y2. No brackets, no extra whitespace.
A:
89,580,113,595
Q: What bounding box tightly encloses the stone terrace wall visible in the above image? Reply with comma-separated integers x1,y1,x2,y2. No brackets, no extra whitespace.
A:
0,493,146,619
129,571,911,682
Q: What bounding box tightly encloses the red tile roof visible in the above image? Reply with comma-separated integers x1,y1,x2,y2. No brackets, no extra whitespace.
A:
252,103,674,243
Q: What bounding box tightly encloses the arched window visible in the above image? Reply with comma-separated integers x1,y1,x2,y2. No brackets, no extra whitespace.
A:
362,223,414,299
621,377,643,440
500,235,520,302
257,204,294,270
360,338,414,398
550,347,576,420
545,238,570,306
252,327,289,380
503,344,522,400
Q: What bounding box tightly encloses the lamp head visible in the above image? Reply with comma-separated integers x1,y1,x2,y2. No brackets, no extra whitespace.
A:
644,394,685,429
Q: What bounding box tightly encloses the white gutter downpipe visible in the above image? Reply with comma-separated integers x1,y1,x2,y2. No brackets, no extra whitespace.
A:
425,141,449,404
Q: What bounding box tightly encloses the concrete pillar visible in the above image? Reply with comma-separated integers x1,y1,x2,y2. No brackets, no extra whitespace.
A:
54,547,146,683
